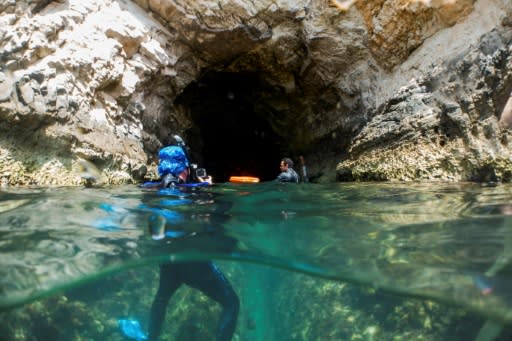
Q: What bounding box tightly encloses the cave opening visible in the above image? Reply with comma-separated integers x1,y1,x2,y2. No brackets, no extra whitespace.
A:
176,72,288,183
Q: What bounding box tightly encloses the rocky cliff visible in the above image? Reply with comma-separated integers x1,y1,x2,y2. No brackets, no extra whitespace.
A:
1,0,511,185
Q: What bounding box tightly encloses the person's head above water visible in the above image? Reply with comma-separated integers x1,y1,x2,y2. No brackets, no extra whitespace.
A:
280,157,294,170
158,146,189,177
276,157,299,183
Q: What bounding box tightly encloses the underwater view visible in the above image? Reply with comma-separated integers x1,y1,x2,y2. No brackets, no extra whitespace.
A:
1,182,512,340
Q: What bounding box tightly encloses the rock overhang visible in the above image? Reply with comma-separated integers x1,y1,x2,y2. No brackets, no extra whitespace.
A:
1,0,512,185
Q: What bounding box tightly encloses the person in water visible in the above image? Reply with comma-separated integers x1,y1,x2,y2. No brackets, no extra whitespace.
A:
299,155,309,183
276,157,299,183
144,145,239,341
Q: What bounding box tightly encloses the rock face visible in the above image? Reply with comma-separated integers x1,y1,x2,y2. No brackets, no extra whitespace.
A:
0,0,511,185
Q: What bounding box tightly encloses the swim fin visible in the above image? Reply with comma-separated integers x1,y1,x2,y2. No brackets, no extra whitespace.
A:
118,319,148,341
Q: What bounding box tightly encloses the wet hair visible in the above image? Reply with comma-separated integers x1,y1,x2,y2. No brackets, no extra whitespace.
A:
282,157,294,168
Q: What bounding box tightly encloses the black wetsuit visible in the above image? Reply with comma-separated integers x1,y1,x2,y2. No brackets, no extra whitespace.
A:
149,262,239,341
146,178,239,341
276,168,299,183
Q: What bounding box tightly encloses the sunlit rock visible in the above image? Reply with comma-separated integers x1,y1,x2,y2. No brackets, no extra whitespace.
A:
0,0,511,184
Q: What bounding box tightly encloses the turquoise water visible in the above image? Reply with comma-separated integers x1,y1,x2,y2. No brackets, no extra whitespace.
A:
0,182,512,340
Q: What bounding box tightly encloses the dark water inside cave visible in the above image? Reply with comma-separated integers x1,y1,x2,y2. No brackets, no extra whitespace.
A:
1,182,512,340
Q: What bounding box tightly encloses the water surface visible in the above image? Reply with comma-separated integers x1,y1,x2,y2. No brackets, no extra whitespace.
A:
0,182,511,340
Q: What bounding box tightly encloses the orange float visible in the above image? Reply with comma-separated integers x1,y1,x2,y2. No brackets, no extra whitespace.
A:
229,176,260,183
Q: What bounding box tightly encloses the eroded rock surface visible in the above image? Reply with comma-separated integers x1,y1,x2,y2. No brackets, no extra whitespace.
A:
0,0,511,185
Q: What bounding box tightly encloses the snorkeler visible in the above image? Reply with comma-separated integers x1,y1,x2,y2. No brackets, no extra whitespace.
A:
143,139,239,341
276,157,299,183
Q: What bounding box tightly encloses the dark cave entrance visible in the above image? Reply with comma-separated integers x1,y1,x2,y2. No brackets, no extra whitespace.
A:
176,72,287,183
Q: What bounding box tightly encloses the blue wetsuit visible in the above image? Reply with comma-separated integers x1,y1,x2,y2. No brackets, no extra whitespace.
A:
146,179,239,341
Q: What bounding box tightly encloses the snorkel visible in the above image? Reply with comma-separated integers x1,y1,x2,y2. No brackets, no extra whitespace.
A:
172,134,208,183
172,134,193,182
172,134,186,149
